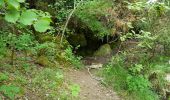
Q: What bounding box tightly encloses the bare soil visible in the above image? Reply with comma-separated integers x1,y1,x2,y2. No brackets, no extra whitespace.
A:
65,68,121,100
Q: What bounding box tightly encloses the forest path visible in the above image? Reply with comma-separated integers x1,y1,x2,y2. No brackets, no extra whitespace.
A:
64,57,121,100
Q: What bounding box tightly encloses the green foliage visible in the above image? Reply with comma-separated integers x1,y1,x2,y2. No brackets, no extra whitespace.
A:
75,0,113,38
120,32,134,42
0,62,78,99
0,0,95,99
153,2,170,16
127,1,169,15
1,0,52,32
136,30,157,49
154,16,170,54
69,84,80,97
0,32,36,65
132,16,149,29
101,54,160,100
0,0,4,7
34,42,58,62
64,46,83,69
15,33,34,51
53,0,73,22
102,55,129,90
109,13,170,99
129,64,144,75
0,85,20,100
5,33,17,50
1,0,170,100
5,8,20,23
33,17,52,32
127,1,146,11
6,0,21,9
33,68,64,89
19,10,38,25
126,75,151,92
0,73,9,82
30,68,75,99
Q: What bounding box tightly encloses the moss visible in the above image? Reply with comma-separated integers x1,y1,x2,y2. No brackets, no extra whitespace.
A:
36,56,52,67
94,44,112,56
74,0,113,38
38,34,54,43
55,52,71,67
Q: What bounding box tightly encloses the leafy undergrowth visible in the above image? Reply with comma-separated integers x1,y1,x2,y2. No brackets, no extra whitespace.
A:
99,54,170,100
0,27,83,99
0,55,81,100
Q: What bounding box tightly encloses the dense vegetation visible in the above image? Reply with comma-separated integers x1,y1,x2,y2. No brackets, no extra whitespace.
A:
0,0,170,100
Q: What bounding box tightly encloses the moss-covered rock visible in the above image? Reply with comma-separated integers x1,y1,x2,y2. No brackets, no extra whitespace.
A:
36,56,51,67
94,44,112,56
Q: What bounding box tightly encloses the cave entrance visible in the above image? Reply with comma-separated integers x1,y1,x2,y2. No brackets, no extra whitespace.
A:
67,30,105,57
66,17,119,57
66,28,119,57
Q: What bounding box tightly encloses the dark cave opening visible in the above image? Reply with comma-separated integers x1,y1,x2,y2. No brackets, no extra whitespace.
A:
67,28,119,57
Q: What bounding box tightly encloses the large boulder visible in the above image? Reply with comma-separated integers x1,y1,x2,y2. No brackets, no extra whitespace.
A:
36,56,51,66
94,44,112,56
36,55,60,67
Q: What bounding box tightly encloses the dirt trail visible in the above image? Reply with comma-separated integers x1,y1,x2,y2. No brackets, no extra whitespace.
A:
65,68,120,100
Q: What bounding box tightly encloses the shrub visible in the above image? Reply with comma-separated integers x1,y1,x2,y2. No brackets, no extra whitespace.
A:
0,85,20,100
75,0,113,38
64,46,83,69
126,75,151,92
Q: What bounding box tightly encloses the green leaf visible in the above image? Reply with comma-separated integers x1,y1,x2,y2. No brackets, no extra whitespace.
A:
16,0,25,3
33,18,51,32
19,10,38,25
0,0,4,7
7,0,20,9
5,8,20,23
70,84,80,97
